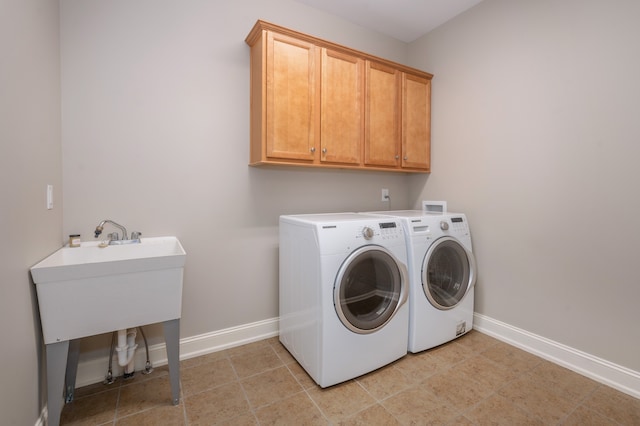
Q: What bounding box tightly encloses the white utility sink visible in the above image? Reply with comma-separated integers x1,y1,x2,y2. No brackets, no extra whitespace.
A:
31,236,186,344
32,236,186,426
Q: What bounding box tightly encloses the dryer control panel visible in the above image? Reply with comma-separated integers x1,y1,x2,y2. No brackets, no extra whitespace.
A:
449,216,469,232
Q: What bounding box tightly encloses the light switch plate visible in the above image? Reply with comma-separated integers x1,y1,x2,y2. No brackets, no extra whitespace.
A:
47,185,53,210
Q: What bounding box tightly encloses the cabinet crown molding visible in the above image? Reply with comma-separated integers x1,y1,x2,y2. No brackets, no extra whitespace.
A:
246,20,433,80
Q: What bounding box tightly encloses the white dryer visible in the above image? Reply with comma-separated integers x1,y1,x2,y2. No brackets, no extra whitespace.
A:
279,213,409,387
368,210,476,353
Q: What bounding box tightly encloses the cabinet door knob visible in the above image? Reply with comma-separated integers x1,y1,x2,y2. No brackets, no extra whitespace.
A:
395,155,399,160
310,147,316,153
322,148,327,154
404,156,408,161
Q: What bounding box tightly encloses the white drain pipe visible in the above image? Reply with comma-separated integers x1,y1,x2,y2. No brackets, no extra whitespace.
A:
115,329,138,375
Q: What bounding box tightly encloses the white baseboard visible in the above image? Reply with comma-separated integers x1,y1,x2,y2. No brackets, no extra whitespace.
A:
473,313,640,399
74,313,640,401
75,317,279,388
35,406,46,426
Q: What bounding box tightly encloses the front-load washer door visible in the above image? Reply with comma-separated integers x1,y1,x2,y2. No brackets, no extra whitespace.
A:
422,237,476,310
334,245,408,334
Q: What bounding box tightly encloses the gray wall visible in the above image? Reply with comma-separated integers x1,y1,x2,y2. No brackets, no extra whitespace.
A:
0,1,62,424
60,1,414,359
408,0,640,371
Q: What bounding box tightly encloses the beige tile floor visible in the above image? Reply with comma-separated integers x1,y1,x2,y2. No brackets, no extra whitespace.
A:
60,330,640,425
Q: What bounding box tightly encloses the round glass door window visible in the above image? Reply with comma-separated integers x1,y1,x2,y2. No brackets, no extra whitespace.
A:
334,246,407,334
422,237,476,310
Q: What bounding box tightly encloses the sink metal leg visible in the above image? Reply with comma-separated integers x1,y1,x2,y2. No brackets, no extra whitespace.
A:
46,340,69,426
163,319,180,405
65,339,81,402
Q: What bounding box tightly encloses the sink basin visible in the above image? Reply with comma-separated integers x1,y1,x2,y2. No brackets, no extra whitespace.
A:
31,236,186,344
31,236,186,283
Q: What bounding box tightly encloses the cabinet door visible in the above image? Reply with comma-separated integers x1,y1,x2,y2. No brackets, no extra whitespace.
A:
321,48,363,165
402,73,431,170
266,31,320,161
365,61,400,168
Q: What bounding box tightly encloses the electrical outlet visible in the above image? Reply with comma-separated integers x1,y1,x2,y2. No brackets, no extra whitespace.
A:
381,188,389,202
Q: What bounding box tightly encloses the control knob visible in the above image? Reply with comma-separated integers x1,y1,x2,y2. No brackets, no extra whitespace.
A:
362,226,374,240
440,221,449,231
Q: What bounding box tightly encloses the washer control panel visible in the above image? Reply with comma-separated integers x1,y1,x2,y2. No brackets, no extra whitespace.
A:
379,221,403,240
362,226,374,240
357,221,403,241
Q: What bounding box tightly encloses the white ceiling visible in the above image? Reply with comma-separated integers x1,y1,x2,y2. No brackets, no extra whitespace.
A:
295,0,483,42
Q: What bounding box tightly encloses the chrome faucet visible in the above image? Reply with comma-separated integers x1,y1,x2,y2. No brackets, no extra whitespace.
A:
95,220,128,240
94,220,142,245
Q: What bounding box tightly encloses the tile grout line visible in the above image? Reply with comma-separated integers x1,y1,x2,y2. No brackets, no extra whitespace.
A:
281,360,334,424
227,347,259,424
178,382,188,426
552,380,601,425
420,353,495,423
351,378,395,422
112,380,122,425
421,338,538,424
247,341,308,423
554,383,608,426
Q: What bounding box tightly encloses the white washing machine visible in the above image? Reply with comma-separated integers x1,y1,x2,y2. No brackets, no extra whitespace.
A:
368,210,476,353
279,213,409,387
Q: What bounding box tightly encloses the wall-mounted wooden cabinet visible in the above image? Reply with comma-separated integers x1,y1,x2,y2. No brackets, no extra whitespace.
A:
246,20,432,173
321,48,364,166
402,72,431,170
365,61,400,168
259,30,318,163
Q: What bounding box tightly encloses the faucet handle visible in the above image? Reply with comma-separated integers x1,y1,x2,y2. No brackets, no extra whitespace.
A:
131,231,142,240
108,232,119,241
